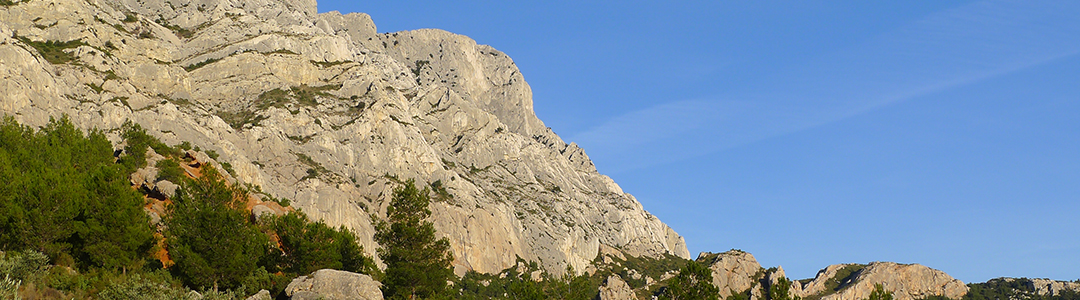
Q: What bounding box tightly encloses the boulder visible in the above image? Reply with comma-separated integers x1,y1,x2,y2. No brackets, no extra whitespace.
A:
285,269,382,300
154,180,180,199
245,289,272,300
598,275,635,300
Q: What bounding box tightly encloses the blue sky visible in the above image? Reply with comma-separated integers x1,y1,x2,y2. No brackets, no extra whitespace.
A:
317,1,1080,283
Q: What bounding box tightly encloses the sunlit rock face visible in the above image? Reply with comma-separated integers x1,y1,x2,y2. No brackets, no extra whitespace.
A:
0,0,688,276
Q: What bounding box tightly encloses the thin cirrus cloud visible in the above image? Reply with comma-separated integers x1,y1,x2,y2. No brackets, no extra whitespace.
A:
570,0,1080,174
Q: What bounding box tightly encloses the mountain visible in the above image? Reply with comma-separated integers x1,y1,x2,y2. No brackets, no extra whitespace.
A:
2,0,1076,299
0,0,687,276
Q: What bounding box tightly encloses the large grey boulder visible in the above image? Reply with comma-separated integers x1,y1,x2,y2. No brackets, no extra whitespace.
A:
285,269,382,300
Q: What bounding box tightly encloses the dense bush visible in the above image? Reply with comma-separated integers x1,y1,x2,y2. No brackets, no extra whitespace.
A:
261,211,378,277
155,158,185,183
0,117,154,270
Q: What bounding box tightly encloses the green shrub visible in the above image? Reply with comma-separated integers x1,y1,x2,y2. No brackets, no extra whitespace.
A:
120,121,179,170
262,212,377,277
16,36,87,64
155,159,184,183
96,273,189,300
0,250,50,282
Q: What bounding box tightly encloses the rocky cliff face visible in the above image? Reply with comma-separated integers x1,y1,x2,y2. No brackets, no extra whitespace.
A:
0,0,688,275
698,250,764,299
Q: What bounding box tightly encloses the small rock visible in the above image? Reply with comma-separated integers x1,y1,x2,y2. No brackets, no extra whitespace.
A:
245,289,272,300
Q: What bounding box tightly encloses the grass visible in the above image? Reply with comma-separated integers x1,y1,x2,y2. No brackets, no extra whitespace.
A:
309,60,350,68
17,36,87,64
255,84,341,110
286,134,314,143
86,83,104,93
155,18,194,39
294,153,329,181
216,110,267,130
184,57,220,71
431,180,453,202
265,49,298,55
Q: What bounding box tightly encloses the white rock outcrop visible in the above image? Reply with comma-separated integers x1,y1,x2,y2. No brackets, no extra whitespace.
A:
0,0,688,276
285,269,382,300
1027,278,1080,296
698,250,763,299
598,275,636,300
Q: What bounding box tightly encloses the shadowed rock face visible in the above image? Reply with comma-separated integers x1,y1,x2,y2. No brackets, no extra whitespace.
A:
0,0,688,276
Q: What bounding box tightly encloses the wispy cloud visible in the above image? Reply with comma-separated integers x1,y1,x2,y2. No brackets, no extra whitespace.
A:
571,0,1080,174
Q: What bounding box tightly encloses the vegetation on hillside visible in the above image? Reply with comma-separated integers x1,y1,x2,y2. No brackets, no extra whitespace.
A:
0,117,154,271
659,261,720,300
0,116,376,299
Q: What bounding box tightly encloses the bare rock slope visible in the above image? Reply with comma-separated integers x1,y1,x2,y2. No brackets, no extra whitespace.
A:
0,0,688,275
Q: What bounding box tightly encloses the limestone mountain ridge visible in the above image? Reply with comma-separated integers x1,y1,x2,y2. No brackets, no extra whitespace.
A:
0,0,688,276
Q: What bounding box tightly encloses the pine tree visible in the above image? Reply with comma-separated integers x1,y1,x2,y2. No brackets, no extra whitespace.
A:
166,166,268,291
769,277,801,300
375,179,454,300
867,284,894,300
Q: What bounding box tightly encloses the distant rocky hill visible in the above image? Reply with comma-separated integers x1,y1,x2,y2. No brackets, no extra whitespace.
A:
0,0,687,276
687,251,968,300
